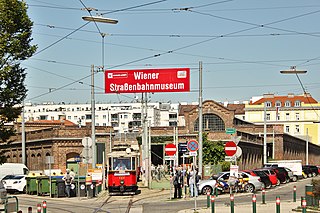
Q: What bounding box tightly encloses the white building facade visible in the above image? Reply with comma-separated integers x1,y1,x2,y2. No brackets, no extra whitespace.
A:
23,102,179,133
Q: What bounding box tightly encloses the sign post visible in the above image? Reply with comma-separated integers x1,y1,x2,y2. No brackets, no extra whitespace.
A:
187,140,199,211
165,143,177,200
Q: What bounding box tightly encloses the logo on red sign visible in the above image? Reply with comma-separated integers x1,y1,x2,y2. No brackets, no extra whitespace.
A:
105,68,190,93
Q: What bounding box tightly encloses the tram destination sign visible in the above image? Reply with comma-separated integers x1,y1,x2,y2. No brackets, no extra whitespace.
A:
105,68,190,94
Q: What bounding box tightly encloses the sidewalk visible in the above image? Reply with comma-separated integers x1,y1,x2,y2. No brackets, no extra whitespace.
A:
178,201,299,213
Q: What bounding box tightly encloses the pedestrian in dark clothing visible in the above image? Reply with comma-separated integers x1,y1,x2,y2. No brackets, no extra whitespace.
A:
173,170,183,198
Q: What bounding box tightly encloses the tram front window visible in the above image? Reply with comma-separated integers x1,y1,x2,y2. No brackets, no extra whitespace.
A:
114,158,130,170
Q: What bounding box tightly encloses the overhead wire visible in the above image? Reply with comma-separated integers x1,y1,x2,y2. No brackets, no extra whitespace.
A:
27,1,320,102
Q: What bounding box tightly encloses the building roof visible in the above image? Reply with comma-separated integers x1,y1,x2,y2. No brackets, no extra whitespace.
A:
250,93,318,106
26,119,77,126
227,104,245,115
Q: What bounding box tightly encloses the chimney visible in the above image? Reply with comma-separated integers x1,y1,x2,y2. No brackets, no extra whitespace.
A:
304,92,311,97
263,93,274,98
288,93,294,98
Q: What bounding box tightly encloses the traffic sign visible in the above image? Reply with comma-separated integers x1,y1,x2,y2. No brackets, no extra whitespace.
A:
225,156,236,161
187,139,199,152
82,137,92,147
189,151,197,157
225,128,236,135
235,146,242,158
225,141,237,156
178,142,188,153
165,143,177,156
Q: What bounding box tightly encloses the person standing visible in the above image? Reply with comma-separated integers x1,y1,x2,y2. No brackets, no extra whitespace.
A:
62,169,74,198
173,170,183,199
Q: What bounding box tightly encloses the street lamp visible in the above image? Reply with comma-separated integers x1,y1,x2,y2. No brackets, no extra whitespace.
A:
82,16,118,169
82,16,118,24
280,66,308,164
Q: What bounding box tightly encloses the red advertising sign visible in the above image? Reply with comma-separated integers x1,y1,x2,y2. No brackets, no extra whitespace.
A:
105,68,190,94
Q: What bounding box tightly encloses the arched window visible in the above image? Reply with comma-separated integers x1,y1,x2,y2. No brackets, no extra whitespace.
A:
275,101,281,107
265,101,272,108
194,114,225,132
285,101,291,107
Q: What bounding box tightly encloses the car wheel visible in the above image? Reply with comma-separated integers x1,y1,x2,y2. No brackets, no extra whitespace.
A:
292,176,298,182
281,178,287,184
265,182,272,189
276,179,280,186
22,186,26,193
308,173,312,178
286,178,290,183
312,172,316,177
201,186,213,195
244,184,255,193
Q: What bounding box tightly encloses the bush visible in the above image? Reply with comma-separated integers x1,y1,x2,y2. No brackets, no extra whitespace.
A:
221,161,230,171
312,179,320,197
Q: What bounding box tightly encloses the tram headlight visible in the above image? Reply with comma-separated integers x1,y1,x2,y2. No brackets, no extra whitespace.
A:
120,180,125,185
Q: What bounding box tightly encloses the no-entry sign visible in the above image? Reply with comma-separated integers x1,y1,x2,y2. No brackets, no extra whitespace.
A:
165,143,177,156
225,141,237,156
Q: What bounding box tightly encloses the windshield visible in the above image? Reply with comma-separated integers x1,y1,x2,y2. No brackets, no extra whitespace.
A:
12,176,24,180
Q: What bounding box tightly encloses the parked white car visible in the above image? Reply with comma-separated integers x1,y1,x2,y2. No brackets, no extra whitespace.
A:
2,175,26,193
214,171,263,193
198,176,216,195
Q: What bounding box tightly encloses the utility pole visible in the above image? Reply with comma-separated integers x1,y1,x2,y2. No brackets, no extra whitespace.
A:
306,128,309,165
263,103,267,165
21,101,26,165
91,64,96,168
198,61,203,176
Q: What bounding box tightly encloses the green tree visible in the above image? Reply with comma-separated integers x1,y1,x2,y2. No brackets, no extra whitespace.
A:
202,133,226,165
0,0,37,162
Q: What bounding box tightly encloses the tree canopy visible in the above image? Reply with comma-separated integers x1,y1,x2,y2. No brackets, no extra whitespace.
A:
0,0,37,160
202,133,226,165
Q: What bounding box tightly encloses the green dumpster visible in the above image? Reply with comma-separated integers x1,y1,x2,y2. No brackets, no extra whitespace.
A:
37,176,50,196
77,176,86,197
95,180,103,195
50,177,63,197
306,184,314,206
26,176,37,195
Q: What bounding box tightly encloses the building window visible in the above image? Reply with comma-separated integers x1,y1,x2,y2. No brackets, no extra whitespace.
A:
294,101,301,107
67,116,71,120
285,101,291,107
194,114,225,132
169,121,177,126
275,101,281,107
285,125,290,133
103,115,106,119
295,125,300,133
295,113,300,121
286,113,290,120
265,101,272,108
266,113,271,121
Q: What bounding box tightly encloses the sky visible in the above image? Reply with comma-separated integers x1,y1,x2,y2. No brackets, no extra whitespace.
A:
23,0,320,105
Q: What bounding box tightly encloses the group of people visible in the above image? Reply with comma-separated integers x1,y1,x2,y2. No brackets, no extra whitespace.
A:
172,165,200,199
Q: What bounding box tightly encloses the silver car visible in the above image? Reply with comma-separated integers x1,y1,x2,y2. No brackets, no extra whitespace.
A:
198,176,216,195
215,171,263,193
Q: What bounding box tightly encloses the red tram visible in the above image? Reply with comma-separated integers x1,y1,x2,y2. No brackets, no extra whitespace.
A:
107,145,139,195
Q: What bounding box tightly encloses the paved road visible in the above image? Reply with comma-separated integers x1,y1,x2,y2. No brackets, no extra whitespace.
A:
10,177,316,213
